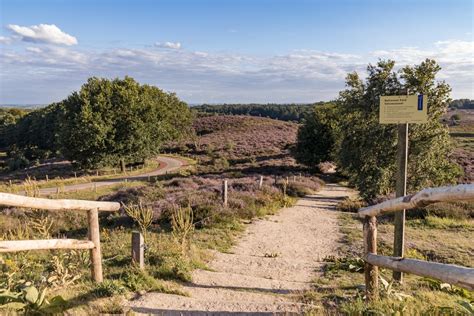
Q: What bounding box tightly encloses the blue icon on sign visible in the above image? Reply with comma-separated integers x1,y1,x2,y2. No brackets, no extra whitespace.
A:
418,95,423,111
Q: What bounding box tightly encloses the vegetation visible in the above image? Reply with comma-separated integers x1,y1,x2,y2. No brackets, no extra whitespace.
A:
193,102,328,122
302,211,473,314
1,77,193,171
296,59,462,200
449,99,474,109
294,103,339,166
0,114,321,313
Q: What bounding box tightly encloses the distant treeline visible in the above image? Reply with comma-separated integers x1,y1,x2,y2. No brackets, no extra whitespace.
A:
194,102,331,122
449,99,474,109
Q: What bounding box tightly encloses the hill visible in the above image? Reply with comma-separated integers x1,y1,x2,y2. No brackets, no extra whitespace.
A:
172,115,300,175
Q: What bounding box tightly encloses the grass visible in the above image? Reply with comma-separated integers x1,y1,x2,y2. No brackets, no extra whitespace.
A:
301,209,474,314
0,173,299,313
0,158,160,192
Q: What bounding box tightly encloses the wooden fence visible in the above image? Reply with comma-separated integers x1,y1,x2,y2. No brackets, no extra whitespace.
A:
0,192,120,282
358,184,474,301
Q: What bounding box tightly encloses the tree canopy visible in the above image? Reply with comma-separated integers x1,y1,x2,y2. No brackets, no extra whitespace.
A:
3,77,193,170
295,59,461,200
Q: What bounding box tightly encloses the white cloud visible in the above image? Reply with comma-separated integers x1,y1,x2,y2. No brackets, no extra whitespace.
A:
26,47,42,53
0,36,12,44
155,41,181,49
7,24,78,46
0,39,473,103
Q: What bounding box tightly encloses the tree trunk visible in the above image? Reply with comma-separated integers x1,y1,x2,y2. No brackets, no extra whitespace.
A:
120,159,125,173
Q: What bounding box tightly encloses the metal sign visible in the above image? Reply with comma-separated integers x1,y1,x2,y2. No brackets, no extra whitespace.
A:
379,95,427,124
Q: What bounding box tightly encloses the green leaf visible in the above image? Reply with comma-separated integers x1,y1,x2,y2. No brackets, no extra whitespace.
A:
23,286,39,304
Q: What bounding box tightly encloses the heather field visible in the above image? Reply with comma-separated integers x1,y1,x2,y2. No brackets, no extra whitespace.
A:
447,109,474,183
171,115,301,176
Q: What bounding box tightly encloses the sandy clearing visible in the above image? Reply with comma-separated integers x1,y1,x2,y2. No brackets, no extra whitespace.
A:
128,183,356,315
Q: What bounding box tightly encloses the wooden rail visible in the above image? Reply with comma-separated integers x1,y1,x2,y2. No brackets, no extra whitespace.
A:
358,184,474,301
0,192,120,283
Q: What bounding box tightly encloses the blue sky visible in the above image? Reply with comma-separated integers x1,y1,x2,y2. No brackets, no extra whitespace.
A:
0,0,473,104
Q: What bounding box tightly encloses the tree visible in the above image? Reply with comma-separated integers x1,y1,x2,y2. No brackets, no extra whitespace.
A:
335,59,461,200
59,77,193,169
3,104,63,161
294,103,339,166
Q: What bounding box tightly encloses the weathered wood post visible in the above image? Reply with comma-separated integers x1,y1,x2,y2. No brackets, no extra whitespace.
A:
131,231,145,269
393,123,408,282
46,175,49,182
222,180,228,207
74,172,77,179
364,216,378,301
258,176,263,189
88,208,103,282
96,170,99,177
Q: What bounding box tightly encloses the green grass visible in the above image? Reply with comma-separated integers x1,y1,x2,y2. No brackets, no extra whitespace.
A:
0,159,160,192
302,211,474,314
0,176,293,313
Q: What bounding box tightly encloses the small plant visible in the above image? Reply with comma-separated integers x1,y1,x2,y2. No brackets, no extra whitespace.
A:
336,197,367,213
28,210,54,239
324,256,364,274
171,206,194,255
379,276,412,301
122,266,167,292
264,252,279,258
23,176,40,197
92,280,126,297
0,285,67,314
46,251,82,288
123,202,153,240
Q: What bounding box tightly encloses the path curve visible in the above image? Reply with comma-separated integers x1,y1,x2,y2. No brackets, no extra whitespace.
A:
37,156,185,195
129,183,356,315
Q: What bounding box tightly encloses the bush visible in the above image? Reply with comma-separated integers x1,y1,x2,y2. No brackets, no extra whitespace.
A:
92,280,125,297
122,267,167,292
336,197,367,213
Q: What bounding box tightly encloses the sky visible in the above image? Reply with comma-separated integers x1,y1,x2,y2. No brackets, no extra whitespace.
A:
0,0,473,104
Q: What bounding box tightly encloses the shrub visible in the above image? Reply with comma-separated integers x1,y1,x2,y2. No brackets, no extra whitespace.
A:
92,280,125,297
122,267,166,292
336,197,367,213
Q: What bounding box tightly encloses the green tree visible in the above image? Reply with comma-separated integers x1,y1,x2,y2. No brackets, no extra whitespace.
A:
59,77,193,169
3,104,63,161
335,59,461,200
294,103,340,166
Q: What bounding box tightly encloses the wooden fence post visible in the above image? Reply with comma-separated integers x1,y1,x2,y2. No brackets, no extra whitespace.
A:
394,120,409,283
46,175,49,182
258,176,263,189
131,231,145,269
364,216,378,301
88,208,103,282
222,180,228,207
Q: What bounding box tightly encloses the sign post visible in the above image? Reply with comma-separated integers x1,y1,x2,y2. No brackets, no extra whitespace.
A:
380,93,427,282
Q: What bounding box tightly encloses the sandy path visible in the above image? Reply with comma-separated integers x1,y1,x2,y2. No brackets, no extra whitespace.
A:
35,156,184,195
129,183,356,315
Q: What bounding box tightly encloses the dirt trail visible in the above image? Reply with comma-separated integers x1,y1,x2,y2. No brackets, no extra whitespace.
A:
129,183,357,315
35,156,184,195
